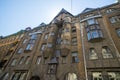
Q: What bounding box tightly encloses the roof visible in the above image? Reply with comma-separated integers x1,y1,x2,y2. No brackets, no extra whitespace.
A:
81,8,96,13
50,8,73,23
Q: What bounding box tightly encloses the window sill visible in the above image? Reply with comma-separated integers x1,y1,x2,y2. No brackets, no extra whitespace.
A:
88,37,104,43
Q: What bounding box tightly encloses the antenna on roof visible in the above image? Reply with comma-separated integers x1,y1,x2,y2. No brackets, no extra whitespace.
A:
71,0,72,13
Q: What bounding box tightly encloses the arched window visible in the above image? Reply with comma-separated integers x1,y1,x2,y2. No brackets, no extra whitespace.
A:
89,48,98,60
65,73,78,80
102,46,113,58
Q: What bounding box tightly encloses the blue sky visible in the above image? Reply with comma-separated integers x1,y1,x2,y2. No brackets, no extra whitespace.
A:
0,0,117,36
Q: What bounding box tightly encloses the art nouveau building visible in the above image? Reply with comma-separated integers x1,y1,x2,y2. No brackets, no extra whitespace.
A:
0,2,120,80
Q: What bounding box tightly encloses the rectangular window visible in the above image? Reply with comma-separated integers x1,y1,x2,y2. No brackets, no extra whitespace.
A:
89,48,98,60
87,32,91,40
62,57,66,63
92,72,103,80
25,44,34,50
71,38,77,45
116,28,120,37
87,18,95,25
108,72,120,80
50,32,55,36
47,43,52,48
48,65,56,74
29,39,35,44
55,50,60,57
56,38,61,44
11,71,27,80
109,16,118,23
17,48,23,54
23,39,27,44
19,57,25,64
36,56,41,65
44,58,47,64
44,33,49,40
102,46,113,58
2,73,9,80
11,59,17,66
91,30,99,38
71,27,76,33
25,57,30,64
41,44,46,51
30,34,37,39
71,52,79,63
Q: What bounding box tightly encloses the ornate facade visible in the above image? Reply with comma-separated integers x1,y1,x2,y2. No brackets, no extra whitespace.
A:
0,2,120,80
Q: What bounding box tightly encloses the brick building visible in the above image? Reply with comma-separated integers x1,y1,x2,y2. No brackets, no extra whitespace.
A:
0,2,120,80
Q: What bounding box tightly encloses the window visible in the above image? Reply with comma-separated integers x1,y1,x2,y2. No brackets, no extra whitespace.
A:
25,57,30,64
47,43,52,48
40,44,46,51
71,52,79,63
72,38,77,45
65,73,78,80
48,65,57,74
25,39,35,50
44,33,49,40
66,28,69,32
55,50,61,62
102,46,113,58
89,48,98,60
92,72,102,80
86,25,103,41
2,73,9,80
109,15,120,24
29,39,35,44
23,39,27,44
11,59,17,66
55,50,61,57
17,48,23,54
106,9,113,13
11,71,27,80
87,18,98,25
19,57,25,64
50,32,55,36
44,58,47,64
36,56,41,65
25,44,34,50
108,72,120,80
71,27,76,33
62,56,66,63
116,28,120,37
56,38,61,44
19,72,27,80
30,34,37,39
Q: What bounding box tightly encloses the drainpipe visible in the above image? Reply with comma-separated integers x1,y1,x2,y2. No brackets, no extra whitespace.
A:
79,20,88,80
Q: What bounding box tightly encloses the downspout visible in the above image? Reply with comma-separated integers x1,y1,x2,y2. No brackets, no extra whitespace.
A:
79,19,88,80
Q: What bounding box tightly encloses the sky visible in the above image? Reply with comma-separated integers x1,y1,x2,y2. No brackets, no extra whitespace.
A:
0,0,117,36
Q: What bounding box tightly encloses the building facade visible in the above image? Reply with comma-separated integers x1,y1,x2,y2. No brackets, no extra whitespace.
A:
0,2,120,80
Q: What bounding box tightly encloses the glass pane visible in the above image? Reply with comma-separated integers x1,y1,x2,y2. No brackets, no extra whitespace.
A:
37,56,41,64
87,32,91,40
87,19,95,25
31,34,37,39
89,48,98,59
91,30,99,38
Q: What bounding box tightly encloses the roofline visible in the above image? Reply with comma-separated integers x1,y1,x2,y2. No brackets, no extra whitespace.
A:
76,2,119,16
